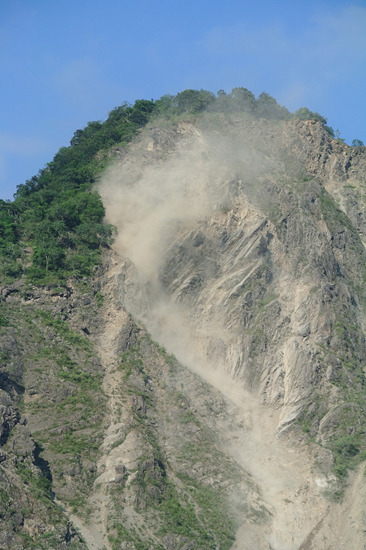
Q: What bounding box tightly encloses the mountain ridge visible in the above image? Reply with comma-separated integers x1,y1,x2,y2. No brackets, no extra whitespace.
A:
1,96,366,548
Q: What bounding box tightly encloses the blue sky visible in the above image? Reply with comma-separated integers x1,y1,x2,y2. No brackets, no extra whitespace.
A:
1,0,366,200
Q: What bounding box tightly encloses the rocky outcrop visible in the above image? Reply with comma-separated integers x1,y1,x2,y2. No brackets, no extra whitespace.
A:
0,281,105,549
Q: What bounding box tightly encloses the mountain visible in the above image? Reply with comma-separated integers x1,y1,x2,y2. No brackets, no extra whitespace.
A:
1,90,366,549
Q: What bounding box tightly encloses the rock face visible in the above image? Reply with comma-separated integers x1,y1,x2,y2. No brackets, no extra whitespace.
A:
98,115,366,549
1,114,366,549
0,282,104,549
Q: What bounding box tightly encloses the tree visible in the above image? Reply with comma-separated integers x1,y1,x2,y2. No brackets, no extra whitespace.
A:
155,95,176,116
256,92,290,119
294,107,327,125
229,87,256,113
31,243,66,274
334,129,345,143
175,89,216,113
352,139,364,147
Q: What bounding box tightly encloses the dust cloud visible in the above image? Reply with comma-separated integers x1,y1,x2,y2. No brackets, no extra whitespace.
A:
97,124,324,550
101,136,238,278
98,125,255,407
98,121,269,285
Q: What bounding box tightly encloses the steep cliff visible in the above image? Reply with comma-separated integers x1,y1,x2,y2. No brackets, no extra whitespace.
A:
1,111,366,550
98,114,366,549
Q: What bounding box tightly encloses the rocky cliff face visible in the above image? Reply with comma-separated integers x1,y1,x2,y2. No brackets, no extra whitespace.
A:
98,115,366,549
100,116,366,433
1,114,366,549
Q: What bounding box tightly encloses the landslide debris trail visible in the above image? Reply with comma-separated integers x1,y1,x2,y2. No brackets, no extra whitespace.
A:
68,258,132,550
66,249,366,550
126,281,330,550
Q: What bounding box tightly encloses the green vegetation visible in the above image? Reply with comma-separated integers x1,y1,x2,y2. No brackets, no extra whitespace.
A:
0,312,9,326
352,138,364,147
0,100,157,284
157,480,237,549
154,87,329,127
331,434,366,479
293,106,334,136
14,461,52,503
297,297,366,482
119,344,145,380
0,299,106,522
155,342,177,367
0,466,84,550
48,432,98,455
